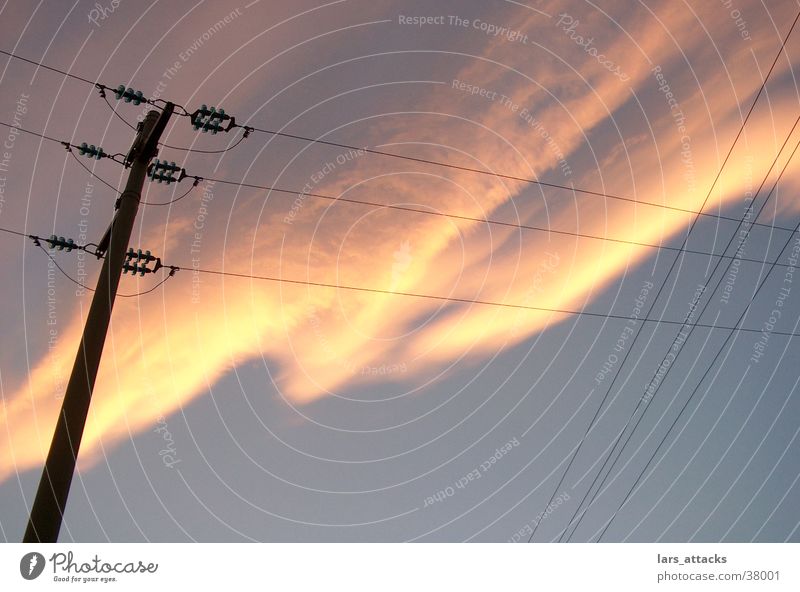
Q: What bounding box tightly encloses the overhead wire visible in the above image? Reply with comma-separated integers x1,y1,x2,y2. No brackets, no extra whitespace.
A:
8,216,800,328
35,241,175,297
0,124,195,205
0,227,177,297
526,8,800,543
594,184,800,542
9,107,762,228
241,123,781,220
0,48,191,115
0,47,99,86
140,181,199,206
3,117,796,266
2,48,799,228
205,175,798,267
0,119,81,147
6,221,800,332
4,46,800,504
3,26,800,546
174,264,800,338
47,135,800,266
561,125,800,543
158,128,250,154
66,149,122,194
562,137,800,540
100,92,137,131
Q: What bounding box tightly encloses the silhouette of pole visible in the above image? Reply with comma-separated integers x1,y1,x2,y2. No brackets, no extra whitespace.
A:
23,105,174,542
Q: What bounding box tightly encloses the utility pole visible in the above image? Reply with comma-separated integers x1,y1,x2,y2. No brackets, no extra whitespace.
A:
23,104,174,543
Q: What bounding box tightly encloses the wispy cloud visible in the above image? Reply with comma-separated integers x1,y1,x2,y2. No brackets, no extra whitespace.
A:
1,0,797,482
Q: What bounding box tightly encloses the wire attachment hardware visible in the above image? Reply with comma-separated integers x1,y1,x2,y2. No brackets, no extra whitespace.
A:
147,159,183,184
113,84,146,105
123,247,160,275
190,104,236,134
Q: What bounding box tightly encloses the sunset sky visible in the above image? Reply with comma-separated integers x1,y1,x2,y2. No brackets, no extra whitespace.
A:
1,0,799,542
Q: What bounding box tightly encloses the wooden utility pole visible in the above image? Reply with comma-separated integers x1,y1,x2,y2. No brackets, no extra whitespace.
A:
23,104,174,543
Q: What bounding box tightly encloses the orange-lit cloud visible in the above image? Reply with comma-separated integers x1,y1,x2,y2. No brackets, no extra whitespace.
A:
2,0,798,483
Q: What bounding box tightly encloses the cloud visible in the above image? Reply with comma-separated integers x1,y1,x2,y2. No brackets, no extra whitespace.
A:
2,0,798,482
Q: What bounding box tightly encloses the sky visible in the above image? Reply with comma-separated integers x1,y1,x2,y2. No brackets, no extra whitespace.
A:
0,0,799,542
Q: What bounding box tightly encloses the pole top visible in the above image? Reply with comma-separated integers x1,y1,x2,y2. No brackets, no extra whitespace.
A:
126,106,174,166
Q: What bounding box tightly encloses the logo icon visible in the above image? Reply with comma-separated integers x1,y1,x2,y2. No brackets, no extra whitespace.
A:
20,552,45,580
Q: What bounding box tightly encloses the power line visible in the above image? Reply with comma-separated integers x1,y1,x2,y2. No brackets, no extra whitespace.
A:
159,127,250,154
0,48,190,116
6,118,796,268
2,46,798,326
526,8,800,543
52,131,800,269
0,226,32,240
184,265,800,338
0,44,735,219
0,121,199,204
65,145,204,204
67,149,123,194
2,47,797,227
33,241,173,298
594,188,800,543
562,119,800,538
0,226,98,254
0,47,99,86
56,135,800,265
206,175,798,269
140,182,198,206
6,112,788,233
0,119,81,147
0,120,128,165
67,149,201,205
100,93,137,131
1,23,798,543
6,218,800,336
561,123,800,544
2,221,798,335
246,124,714,217
4,223,800,335
4,38,800,233
0,227,178,297
34,242,94,292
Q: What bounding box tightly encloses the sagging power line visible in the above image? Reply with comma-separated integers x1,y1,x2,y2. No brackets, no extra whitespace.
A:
569,132,800,543
1,47,793,224
2,19,799,545
3,223,800,338
5,117,798,272
527,7,800,543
